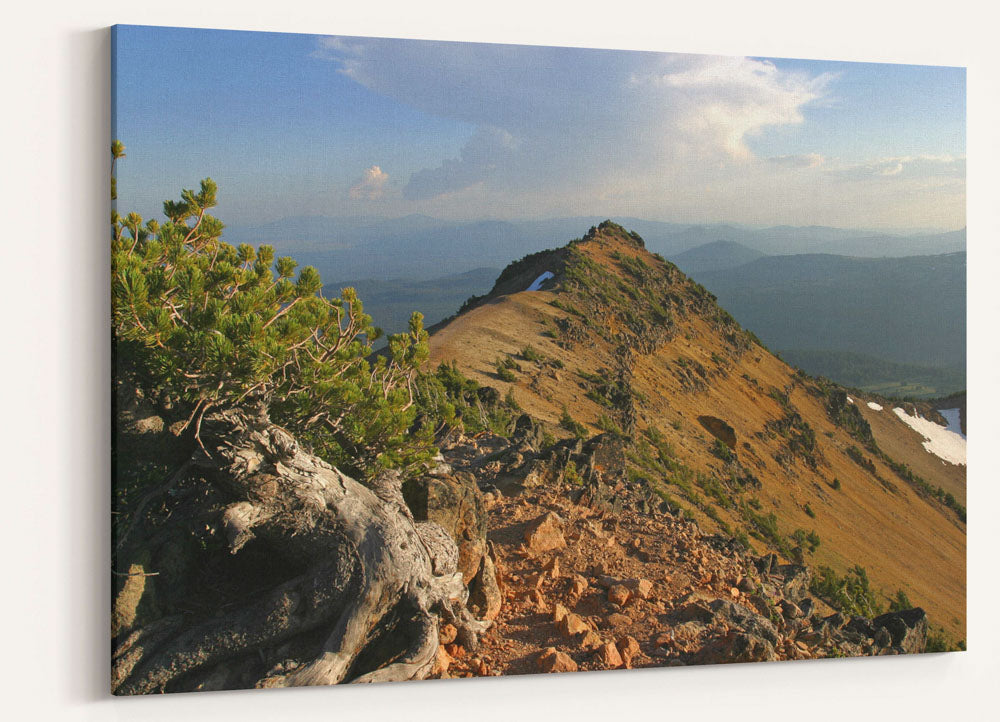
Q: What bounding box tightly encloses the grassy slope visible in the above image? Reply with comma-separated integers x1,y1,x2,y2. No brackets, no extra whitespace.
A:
428,224,966,641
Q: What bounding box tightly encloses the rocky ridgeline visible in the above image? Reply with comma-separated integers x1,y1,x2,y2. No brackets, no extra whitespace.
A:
114,380,928,689
429,417,929,678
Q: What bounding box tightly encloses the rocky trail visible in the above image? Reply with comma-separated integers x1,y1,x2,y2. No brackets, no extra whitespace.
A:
427,221,965,645
112,220,948,691
112,377,934,692
428,422,930,679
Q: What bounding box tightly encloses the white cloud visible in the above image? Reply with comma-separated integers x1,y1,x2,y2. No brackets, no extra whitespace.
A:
404,127,518,200
317,39,833,201
312,36,366,59
768,153,826,169
349,165,389,200
313,37,963,229
631,55,835,160
832,155,965,181
878,161,905,176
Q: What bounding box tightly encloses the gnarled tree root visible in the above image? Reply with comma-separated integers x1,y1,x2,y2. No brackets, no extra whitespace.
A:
112,411,489,694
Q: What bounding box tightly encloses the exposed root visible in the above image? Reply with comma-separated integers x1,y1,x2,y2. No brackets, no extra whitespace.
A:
112,410,490,694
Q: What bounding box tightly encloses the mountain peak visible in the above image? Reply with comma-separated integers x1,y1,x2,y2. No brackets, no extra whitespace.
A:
579,220,646,249
427,223,965,643
454,220,727,346
440,222,755,431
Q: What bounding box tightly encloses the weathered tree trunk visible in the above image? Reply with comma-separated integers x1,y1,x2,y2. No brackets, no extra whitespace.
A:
112,409,488,694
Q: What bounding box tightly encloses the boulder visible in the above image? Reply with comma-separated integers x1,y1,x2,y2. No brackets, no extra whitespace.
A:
537,648,578,673
572,435,628,513
439,624,458,645
512,414,546,451
468,554,503,621
708,599,781,645
845,616,876,642
524,512,567,554
595,641,624,669
431,645,453,676
693,630,778,665
627,578,654,600
403,471,487,584
872,608,928,654
756,553,779,576
605,613,633,628
774,564,811,602
608,584,631,606
559,612,591,637
779,599,804,619
738,575,757,593
616,635,640,668
585,434,626,483
522,458,560,488
874,627,892,648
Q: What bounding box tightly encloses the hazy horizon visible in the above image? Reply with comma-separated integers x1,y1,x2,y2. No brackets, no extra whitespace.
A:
228,211,966,238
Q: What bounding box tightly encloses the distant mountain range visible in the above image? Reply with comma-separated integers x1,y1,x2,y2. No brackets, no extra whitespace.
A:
226,215,965,392
671,240,765,274
225,214,966,282
656,225,966,259
328,267,500,338
775,349,965,398
688,251,966,374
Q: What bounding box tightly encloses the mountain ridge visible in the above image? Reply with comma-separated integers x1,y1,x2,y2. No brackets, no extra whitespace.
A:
223,214,966,283
426,221,966,641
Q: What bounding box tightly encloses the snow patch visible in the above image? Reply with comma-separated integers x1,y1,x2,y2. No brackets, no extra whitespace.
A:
893,407,966,466
867,401,883,411
526,271,554,292
939,408,965,439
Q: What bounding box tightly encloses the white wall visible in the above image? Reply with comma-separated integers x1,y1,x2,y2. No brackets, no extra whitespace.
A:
2,1,997,719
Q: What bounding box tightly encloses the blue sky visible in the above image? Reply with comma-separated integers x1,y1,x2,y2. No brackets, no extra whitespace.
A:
113,25,965,230
746,58,964,162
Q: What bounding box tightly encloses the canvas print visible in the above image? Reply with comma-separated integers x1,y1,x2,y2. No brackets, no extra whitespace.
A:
110,24,966,694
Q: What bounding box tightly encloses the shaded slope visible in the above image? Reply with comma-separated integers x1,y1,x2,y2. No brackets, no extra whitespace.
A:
692,252,966,370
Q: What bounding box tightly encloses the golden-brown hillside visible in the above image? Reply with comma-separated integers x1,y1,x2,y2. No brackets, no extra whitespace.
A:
429,221,966,641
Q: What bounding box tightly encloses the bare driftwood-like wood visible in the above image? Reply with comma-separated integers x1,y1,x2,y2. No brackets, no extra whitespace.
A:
112,410,488,694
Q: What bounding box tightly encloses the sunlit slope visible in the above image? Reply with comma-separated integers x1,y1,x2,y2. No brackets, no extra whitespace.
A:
428,221,966,640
